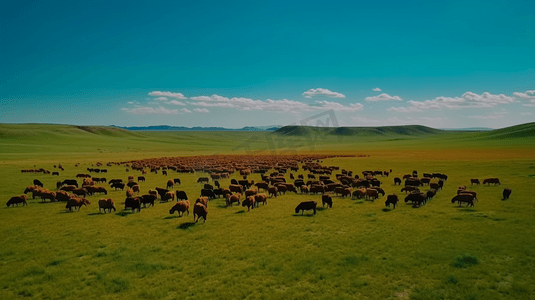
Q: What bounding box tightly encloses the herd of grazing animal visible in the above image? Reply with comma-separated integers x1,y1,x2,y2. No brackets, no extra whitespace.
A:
8,156,512,222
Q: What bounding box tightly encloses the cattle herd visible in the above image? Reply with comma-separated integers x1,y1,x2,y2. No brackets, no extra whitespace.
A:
8,155,511,222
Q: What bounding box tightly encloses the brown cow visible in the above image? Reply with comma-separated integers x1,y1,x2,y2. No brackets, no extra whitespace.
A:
7,195,28,207
225,193,241,207
169,200,190,217
254,193,268,206
40,191,56,202
166,180,174,189
255,182,269,191
310,185,325,194
352,188,366,199
55,191,72,202
244,189,257,198
72,188,88,197
365,189,379,201
23,186,39,194
340,188,351,198
132,185,140,195
193,202,207,223
66,197,90,211
267,187,278,198
229,184,244,193
98,198,116,213
126,188,134,198
162,191,175,202
60,185,78,192
458,190,478,201
196,196,209,207
242,196,256,211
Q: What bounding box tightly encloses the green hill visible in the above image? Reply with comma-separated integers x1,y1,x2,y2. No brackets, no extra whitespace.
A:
273,125,443,136
0,124,145,139
481,122,535,139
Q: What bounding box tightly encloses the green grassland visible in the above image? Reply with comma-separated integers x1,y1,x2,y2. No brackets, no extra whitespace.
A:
0,123,534,299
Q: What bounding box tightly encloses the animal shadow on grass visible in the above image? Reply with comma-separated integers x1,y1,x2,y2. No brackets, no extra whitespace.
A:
87,212,104,216
460,208,476,212
382,208,392,212
235,210,245,214
292,213,316,217
177,222,196,230
164,215,185,220
115,210,134,217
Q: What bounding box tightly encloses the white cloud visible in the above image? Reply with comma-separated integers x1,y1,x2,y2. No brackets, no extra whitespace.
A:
468,114,505,120
189,94,362,112
315,100,363,112
148,91,187,99
389,91,514,112
514,91,535,106
365,93,402,101
513,90,535,100
154,97,168,101
193,108,209,113
121,106,179,115
372,88,381,92
168,100,186,106
520,112,533,115
302,88,345,98
387,106,422,113
181,108,192,113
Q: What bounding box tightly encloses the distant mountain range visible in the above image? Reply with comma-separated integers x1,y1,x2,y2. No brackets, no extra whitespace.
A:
111,125,281,131
112,125,493,132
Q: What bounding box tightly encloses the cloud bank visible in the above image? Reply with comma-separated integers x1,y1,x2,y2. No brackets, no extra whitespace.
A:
389,91,514,113
302,88,345,99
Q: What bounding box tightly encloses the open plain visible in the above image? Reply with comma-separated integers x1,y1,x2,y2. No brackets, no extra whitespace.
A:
1,123,534,300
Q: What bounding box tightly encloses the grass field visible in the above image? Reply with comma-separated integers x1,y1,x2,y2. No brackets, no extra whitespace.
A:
1,124,534,299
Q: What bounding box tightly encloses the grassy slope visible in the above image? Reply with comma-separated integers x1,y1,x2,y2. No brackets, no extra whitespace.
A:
0,124,534,299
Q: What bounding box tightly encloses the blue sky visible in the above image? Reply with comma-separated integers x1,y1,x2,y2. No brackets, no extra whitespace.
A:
1,0,534,128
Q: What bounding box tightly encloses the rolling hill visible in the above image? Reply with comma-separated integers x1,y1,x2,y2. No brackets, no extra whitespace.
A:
273,125,444,136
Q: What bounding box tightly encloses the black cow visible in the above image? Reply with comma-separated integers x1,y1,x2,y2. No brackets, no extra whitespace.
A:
502,188,512,200
200,189,216,200
176,190,188,201
62,179,78,188
321,194,332,208
404,193,426,207
33,179,44,187
111,182,125,190
125,197,142,212
295,201,317,215
385,194,399,208
141,194,157,208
